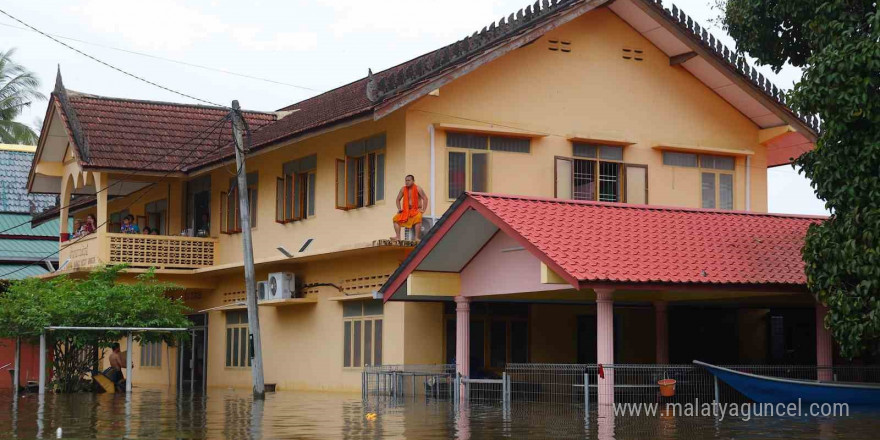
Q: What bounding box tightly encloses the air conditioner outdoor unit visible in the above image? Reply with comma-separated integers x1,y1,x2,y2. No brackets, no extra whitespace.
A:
267,272,296,300
256,281,268,301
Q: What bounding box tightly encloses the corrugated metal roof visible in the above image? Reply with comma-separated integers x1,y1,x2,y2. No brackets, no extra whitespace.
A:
0,213,67,237
0,148,58,214
0,263,50,280
0,239,58,260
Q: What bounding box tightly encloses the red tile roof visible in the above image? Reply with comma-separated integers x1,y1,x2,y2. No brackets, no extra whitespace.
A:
382,193,824,300
57,92,276,173
470,193,822,286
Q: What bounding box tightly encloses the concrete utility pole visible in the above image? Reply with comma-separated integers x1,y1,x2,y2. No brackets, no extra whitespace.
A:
231,100,265,398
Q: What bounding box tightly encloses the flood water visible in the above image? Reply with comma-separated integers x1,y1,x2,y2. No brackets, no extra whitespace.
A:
1,388,879,439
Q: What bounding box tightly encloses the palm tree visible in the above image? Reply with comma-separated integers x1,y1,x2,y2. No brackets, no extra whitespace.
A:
0,48,45,145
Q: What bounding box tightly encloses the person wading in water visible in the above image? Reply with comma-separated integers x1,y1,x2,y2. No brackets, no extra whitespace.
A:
392,174,429,241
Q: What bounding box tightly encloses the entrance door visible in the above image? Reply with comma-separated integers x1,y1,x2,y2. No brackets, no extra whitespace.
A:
179,314,208,393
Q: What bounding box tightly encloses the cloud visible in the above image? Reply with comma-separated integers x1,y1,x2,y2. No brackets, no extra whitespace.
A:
317,0,506,40
232,27,318,52
69,0,228,51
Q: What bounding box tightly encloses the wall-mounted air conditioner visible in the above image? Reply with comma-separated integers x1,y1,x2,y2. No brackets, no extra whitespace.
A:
267,272,296,300
256,281,268,301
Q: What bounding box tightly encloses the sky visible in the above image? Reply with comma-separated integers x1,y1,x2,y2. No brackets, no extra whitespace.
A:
0,0,826,215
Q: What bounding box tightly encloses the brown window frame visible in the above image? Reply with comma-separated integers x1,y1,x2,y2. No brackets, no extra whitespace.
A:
336,151,384,211
554,155,648,204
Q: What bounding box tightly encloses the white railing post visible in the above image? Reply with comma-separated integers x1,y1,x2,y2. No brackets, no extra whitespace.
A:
126,332,133,394
13,338,20,397
38,331,46,394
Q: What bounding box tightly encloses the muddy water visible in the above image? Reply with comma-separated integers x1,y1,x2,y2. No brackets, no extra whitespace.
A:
0,389,878,439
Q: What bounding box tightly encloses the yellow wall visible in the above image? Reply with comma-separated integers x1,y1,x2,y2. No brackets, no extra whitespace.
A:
406,7,768,216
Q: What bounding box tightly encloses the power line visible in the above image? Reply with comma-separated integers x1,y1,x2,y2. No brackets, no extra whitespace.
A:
0,20,321,93
0,115,233,237
0,7,225,107
0,114,233,279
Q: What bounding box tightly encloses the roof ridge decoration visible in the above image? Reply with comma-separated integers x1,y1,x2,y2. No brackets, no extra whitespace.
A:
53,67,90,161
366,0,578,103
647,0,819,133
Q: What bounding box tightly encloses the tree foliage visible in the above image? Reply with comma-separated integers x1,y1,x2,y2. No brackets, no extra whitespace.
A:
0,48,44,145
722,1,879,357
0,265,191,391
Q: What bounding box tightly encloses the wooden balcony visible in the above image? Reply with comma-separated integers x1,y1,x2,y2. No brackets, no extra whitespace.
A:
60,233,218,271
107,233,217,269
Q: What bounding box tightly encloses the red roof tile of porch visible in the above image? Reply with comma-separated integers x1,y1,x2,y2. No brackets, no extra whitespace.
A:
470,193,823,286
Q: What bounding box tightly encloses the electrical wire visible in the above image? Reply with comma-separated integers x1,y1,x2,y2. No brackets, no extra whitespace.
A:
0,114,233,279
0,7,225,107
0,20,321,93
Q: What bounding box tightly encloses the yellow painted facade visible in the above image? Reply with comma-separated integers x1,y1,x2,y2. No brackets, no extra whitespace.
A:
36,8,788,392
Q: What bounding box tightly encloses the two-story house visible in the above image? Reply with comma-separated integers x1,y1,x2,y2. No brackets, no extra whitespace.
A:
27,0,828,393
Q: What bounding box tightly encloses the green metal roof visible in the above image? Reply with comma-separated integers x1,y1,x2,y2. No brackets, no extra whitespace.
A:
0,263,50,280
0,213,68,237
0,239,58,260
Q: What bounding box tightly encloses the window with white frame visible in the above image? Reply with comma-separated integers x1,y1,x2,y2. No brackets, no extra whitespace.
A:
555,143,647,204
662,151,734,209
336,133,386,210
342,300,383,368
140,341,161,367
446,132,530,199
277,155,317,223
225,310,251,368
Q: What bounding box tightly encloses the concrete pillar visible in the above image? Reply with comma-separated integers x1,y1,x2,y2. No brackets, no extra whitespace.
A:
455,296,471,379
38,331,46,394
59,175,73,241
816,303,833,381
654,301,669,364
595,288,614,410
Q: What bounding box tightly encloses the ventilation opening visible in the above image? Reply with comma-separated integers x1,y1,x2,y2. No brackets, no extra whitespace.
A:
548,39,572,53
622,47,644,61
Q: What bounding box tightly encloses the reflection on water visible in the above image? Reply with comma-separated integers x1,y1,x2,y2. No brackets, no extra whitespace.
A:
0,389,878,439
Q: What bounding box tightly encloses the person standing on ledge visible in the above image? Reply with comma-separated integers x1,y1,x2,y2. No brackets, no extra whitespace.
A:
392,174,428,241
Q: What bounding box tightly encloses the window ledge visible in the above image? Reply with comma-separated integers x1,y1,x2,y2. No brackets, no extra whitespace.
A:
567,134,635,146
653,143,754,156
436,123,548,138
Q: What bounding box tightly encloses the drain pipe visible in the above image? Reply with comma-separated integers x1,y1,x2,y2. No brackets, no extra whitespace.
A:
745,156,751,211
429,124,436,225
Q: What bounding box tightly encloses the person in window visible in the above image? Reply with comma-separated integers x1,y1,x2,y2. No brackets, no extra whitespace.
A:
71,219,83,239
392,174,428,241
80,214,97,237
197,213,210,237
142,226,152,235
151,228,159,235
120,215,140,234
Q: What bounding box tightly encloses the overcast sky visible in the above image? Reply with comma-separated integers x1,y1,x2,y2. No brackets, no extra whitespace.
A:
0,0,826,215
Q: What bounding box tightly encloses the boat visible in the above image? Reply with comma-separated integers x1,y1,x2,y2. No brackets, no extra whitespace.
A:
694,360,880,406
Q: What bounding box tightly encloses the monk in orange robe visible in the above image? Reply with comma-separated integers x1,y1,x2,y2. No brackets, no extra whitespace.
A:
392,174,429,241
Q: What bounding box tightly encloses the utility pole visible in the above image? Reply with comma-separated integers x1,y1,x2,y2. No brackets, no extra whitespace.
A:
231,100,265,398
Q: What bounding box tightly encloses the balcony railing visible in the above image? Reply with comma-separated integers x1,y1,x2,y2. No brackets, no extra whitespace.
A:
107,233,217,269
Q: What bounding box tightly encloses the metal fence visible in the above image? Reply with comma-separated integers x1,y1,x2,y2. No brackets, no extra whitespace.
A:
362,364,455,399
363,363,880,408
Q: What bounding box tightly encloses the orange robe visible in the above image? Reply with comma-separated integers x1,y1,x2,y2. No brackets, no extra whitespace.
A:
393,184,423,228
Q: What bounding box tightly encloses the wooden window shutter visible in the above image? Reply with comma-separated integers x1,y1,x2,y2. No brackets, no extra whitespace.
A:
220,191,228,233
335,158,348,210
275,177,285,224
285,174,294,220
555,157,573,199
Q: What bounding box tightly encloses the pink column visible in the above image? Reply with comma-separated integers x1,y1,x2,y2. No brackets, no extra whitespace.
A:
816,303,833,381
455,296,471,379
654,301,669,364
595,288,615,411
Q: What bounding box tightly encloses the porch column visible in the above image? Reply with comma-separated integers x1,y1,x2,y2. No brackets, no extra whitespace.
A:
654,301,669,364
59,175,73,241
595,288,614,411
93,172,108,234
455,296,471,379
816,303,833,381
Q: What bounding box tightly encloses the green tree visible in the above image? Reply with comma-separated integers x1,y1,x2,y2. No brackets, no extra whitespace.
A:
0,265,191,392
721,1,879,357
0,48,44,145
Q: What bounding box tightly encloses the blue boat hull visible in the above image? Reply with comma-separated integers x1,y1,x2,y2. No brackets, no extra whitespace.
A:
696,361,880,407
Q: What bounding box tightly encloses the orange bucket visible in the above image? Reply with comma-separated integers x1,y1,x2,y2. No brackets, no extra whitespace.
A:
658,379,676,397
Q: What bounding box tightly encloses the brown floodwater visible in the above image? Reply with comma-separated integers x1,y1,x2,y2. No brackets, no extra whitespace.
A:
0,388,878,439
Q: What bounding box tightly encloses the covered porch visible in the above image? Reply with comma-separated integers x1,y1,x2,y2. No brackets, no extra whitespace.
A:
378,193,844,406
